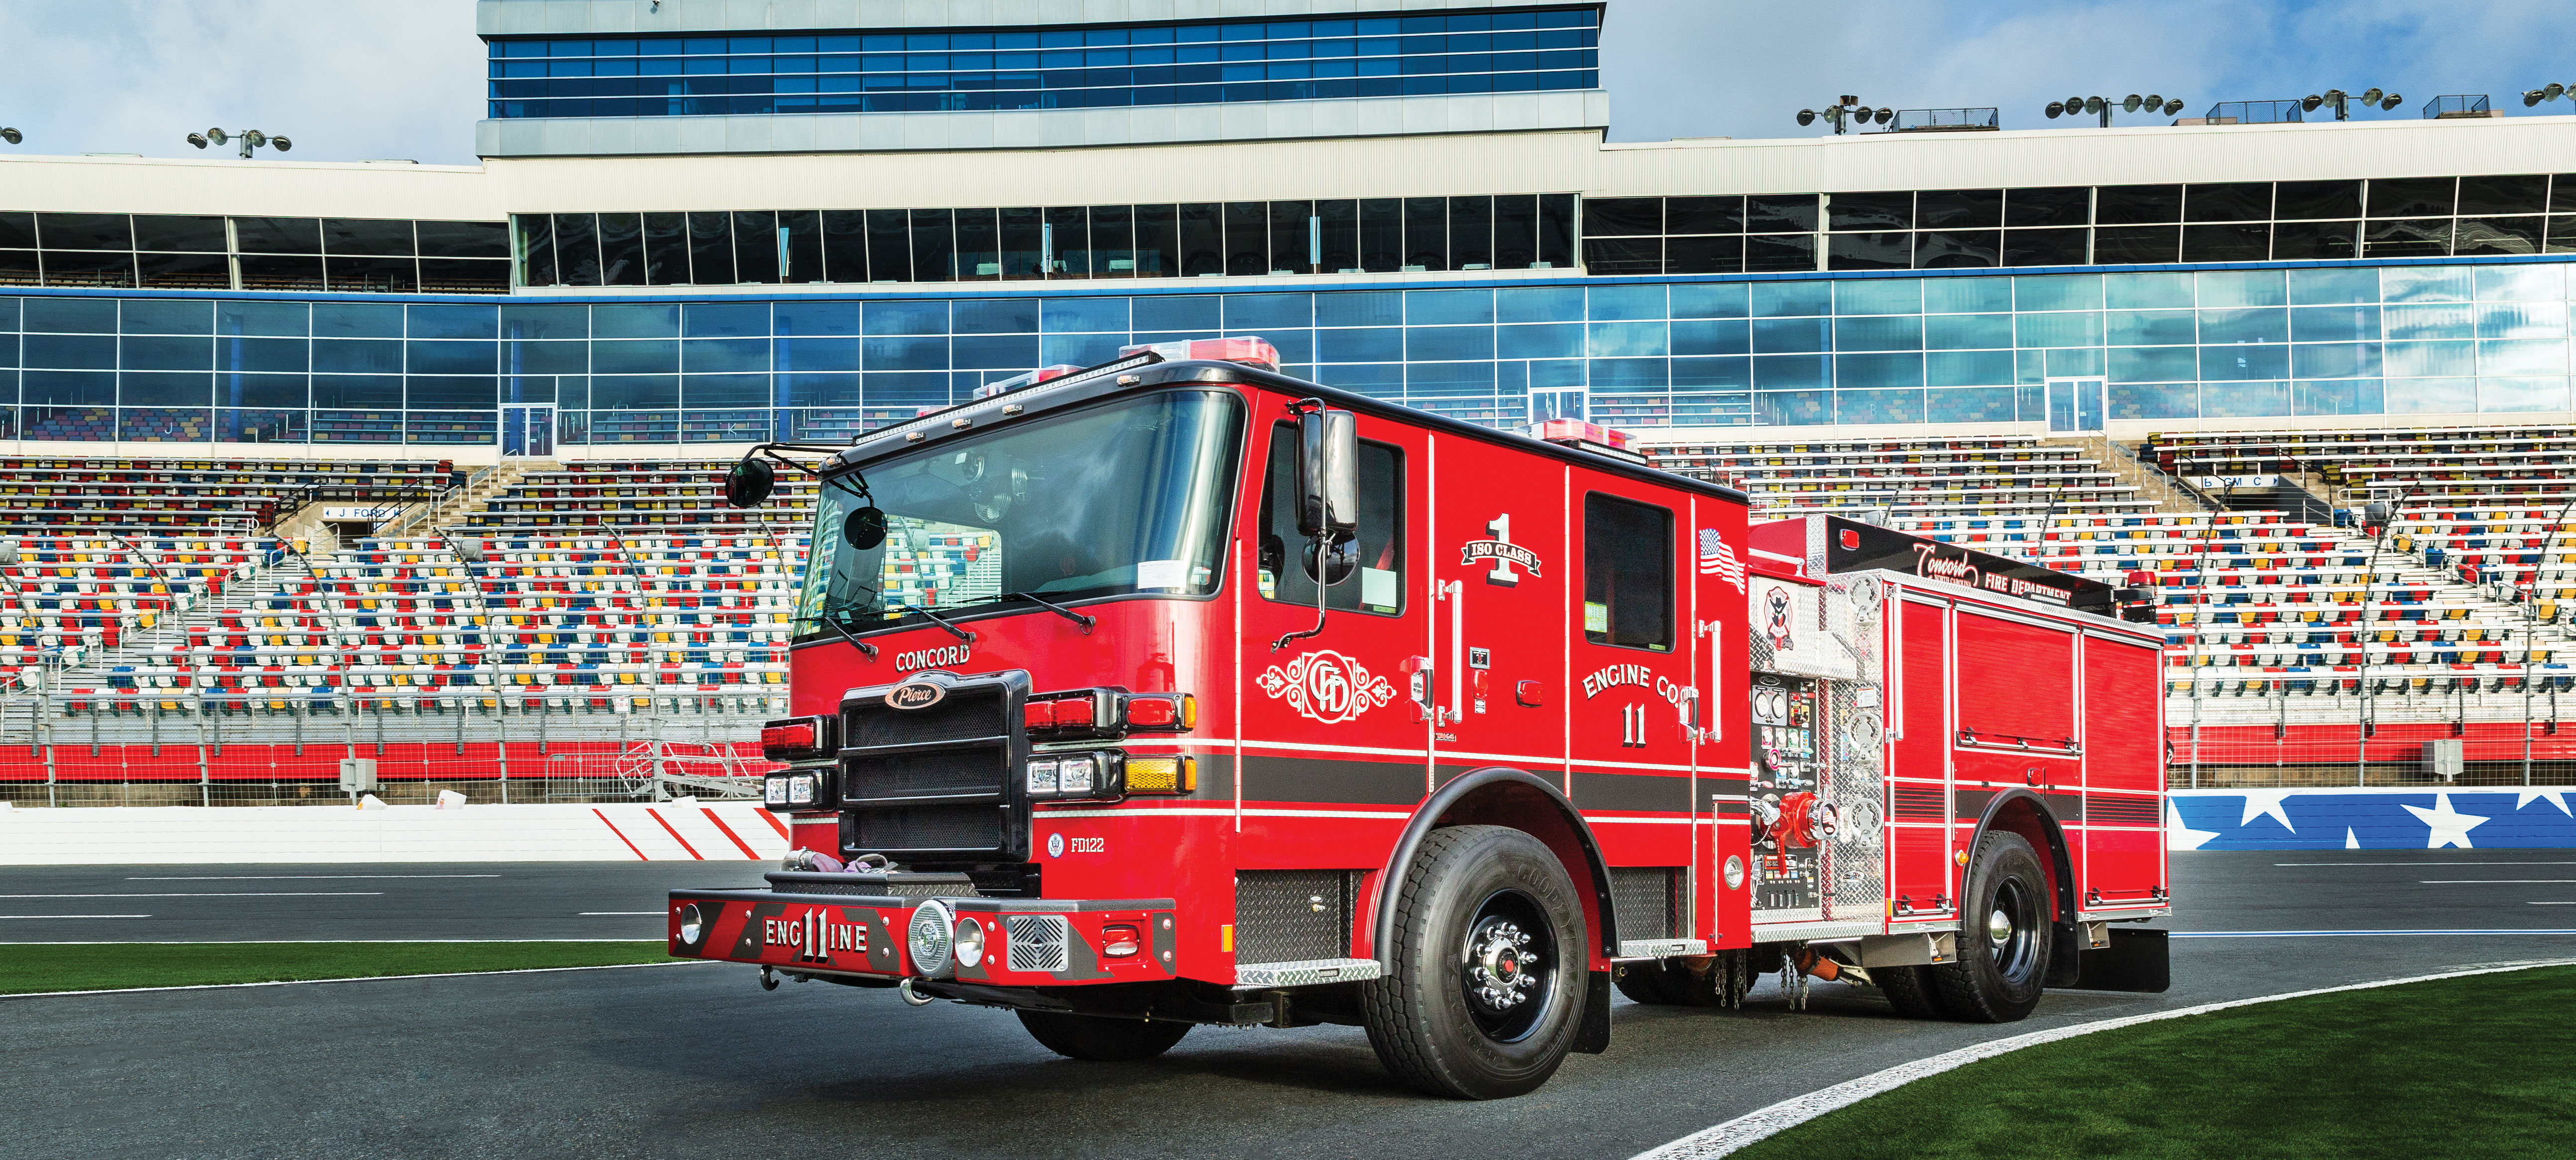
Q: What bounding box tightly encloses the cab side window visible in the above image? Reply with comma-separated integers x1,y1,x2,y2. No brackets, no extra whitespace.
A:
1583,493,1672,651
1257,423,1404,614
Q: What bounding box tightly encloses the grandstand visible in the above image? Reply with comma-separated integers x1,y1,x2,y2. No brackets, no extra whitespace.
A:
0,456,808,807
1641,421,2576,786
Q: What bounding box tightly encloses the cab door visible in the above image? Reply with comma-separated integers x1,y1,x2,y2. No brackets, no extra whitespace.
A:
1235,401,1433,870
1562,473,1698,909
1422,434,1568,779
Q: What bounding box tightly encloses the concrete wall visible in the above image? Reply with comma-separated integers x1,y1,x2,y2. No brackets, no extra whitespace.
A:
0,800,798,864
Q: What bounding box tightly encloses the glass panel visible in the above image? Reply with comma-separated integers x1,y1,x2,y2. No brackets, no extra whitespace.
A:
2367,177,2455,218
1665,195,1742,234
1745,195,1817,232
2003,187,2088,227
2094,185,2180,224
643,212,689,284
596,213,646,286
1449,196,1492,270
2000,228,2086,266
1917,189,2001,229
865,209,909,281
2457,174,2549,216
688,212,735,284
1041,206,1086,278
910,208,953,282
1537,193,1576,268
1178,203,1222,276
2275,180,2361,219
132,215,229,253
1404,197,1446,271
1134,204,1177,277
1223,202,1267,276
781,209,825,282
951,208,999,280
1581,197,1660,237
2272,220,2358,260
2183,183,2270,222
1914,231,1999,268
1827,191,1911,232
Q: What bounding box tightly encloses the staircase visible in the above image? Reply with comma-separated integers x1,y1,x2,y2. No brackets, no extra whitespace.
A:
2206,478,2335,524
383,460,547,539
2047,434,2218,514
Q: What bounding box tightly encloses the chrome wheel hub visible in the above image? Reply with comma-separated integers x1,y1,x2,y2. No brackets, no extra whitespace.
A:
1466,917,1541,1012
1987,907,2014,947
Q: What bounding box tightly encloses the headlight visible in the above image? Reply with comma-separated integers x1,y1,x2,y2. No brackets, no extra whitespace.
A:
763,777,788,806
1058,755,1096,794
1027,758,1060,795
953,914,986,969
908,899,955,977
787,774,816,805
677,902,703,944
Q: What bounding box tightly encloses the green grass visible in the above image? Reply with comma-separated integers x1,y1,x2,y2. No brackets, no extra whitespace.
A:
1731,964,2576,1160
0,940,675,995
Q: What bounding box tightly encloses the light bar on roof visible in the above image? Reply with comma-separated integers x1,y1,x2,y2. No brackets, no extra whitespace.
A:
973,364,1084,400
1118,336,1282,373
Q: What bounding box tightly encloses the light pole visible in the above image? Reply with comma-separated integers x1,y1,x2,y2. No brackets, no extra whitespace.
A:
185,128,293,159
2045,94,2184,127
1796,97,1892,134
2356,485,2420,785
2303,88,2402,120
2524,491,2576,785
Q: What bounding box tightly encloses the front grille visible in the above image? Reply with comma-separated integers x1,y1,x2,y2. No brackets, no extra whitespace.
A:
852,803,1006,852
1235,870,1359,963
844,685,1008,748
842,746,1010,800
1609,867,1681,941
1006,914,1071,972
836,670,1029,861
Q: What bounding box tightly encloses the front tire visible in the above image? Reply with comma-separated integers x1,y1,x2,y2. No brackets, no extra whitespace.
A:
1017,1011,1191,1061
1361,825,1588,1099
1930,831,2052,1022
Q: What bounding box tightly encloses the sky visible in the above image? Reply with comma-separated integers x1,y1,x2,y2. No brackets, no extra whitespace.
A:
0,0,2572,165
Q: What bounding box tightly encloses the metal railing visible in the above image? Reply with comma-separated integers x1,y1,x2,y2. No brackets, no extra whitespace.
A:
1891,107,1999,132
2198,100,2304,125
2423,94,2491,119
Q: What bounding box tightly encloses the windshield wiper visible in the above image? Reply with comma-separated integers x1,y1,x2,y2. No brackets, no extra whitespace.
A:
807,612,878,660
1001,592,1097,635
896,603,977,643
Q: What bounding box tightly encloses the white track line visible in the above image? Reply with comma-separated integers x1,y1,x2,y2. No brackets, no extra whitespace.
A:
579,911,667,916
0,914,149,919
1628,959,2576,1160
2277,861,2576,866
2420,879,2576,884
125,875,503,881
2171,929,2576,937
0,958,718,1001
0,893,385,899
2,939,658,945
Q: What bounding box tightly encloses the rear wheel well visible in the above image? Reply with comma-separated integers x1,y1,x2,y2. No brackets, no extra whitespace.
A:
1972,790,2076,924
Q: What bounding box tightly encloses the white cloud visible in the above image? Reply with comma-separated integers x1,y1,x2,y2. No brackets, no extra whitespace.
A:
0,0,482,163
1606,0,2576,143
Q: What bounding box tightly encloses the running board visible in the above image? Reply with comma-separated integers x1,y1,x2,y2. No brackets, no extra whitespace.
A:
1232,957,1384,989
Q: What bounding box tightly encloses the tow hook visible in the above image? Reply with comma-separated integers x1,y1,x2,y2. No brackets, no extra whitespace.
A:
760,966,780,991
896,978,937,1007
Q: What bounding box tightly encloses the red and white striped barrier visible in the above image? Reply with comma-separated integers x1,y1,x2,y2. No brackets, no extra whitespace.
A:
0,800,794,865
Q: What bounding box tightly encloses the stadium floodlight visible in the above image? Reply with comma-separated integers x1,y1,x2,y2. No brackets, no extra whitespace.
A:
186,127,292,158
2525,83,2572,108
0,128,20,145
1795,96,1888,134
2303,89,2400,120
2046,93,2183,127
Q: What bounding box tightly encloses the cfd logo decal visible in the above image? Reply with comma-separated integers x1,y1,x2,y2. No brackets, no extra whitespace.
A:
1257,650,1398,724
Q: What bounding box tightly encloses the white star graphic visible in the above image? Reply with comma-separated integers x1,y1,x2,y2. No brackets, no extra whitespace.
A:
2514,789,2575,817
2344,827,2359,850
2167,799,2224,851
2237,789,2299,833
2400,794,2491,850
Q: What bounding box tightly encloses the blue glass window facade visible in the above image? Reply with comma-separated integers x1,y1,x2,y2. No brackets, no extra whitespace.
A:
5,258,2568,446
483,7,1602,119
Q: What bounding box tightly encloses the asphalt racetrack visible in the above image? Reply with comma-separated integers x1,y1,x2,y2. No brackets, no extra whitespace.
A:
6,850,2574,1160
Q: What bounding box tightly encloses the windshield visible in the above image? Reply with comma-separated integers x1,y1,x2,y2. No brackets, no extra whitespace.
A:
796,389,1246,640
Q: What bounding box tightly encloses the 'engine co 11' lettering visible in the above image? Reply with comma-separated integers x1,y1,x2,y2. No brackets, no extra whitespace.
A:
895,644,971,673
1582,663,1655,699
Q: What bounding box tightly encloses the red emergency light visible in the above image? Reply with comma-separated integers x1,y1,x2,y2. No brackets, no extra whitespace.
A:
1117,336,1282,373
973,364,1085,400
1023,690,1196,737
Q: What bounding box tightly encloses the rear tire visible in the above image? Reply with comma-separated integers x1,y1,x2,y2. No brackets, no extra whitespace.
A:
1875,963,1947,1019
1361,825,1587,1099
1930,831,2052,1023
1016,1011,1191,1061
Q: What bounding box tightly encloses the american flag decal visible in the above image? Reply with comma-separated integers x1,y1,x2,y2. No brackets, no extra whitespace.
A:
1697,529,1745,592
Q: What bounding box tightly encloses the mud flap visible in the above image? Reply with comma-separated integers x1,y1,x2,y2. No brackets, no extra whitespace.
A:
1574,970,1612,1054
2045,922,2084,987
2070,928,2170,993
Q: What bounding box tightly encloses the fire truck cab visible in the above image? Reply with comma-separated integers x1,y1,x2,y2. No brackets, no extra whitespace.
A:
674,340,2171,1099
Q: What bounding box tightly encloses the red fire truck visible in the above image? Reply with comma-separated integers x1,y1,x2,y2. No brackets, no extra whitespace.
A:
676,339,2171,1099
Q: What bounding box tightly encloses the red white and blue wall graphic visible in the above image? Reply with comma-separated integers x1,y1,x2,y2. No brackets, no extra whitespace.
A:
2167,788,2576,850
